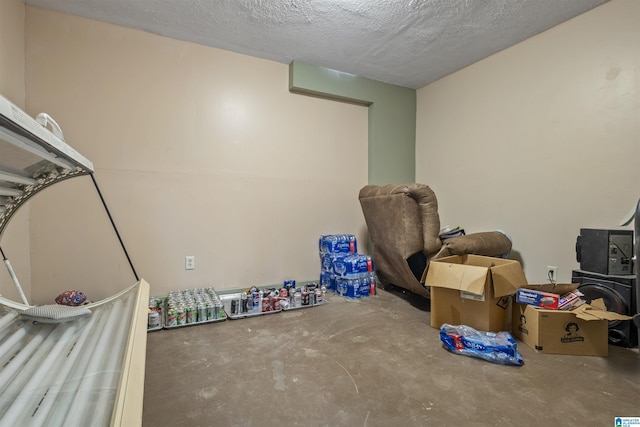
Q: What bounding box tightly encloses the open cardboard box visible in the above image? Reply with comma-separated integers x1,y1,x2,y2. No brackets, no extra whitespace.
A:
512,298,633,356
424,254,528,332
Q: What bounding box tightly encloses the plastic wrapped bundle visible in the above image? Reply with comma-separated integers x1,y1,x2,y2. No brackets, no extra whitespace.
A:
319,234,357,254
440,324,524,366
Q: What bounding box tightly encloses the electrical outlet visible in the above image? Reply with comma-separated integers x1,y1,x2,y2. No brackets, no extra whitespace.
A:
547,265,557,282
185,256,195,270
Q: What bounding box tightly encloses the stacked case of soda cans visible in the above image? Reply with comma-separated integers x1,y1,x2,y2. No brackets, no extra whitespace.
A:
163,287,226,328
319,234,376,298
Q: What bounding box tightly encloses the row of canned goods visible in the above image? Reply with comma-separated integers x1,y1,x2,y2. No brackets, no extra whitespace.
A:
229,281,325,316
165,287,226,327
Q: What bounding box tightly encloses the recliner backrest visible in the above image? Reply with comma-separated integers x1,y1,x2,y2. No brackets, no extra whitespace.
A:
359,183,442,298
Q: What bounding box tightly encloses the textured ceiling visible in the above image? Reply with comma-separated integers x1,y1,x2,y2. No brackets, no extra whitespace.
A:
24,0,609,89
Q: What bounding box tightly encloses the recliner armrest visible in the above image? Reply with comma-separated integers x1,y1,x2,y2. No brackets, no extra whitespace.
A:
435,231,512,259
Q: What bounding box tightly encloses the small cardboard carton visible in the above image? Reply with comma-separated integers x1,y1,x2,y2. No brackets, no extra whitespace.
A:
512,299,632,356
518,283,584,310
424,254,528,332
557,291,585,311
515,288,559,309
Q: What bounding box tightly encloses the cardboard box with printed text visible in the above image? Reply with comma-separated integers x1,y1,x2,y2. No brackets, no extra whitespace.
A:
512,298,632,356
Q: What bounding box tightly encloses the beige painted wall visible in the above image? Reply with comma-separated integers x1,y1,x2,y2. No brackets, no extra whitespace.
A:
416,0,639,283
24,7,368,303
7,0,635,303
0,0,32,303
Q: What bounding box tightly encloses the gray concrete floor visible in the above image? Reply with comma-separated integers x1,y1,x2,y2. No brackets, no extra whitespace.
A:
142,287,639,427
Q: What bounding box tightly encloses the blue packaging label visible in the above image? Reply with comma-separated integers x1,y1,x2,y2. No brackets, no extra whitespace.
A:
359,272,371,297
332,254,373,277
319,234,358,254
440,324,524,366
318,235,376,298
516,289,558,309
336,273,360,298
321,252,342,272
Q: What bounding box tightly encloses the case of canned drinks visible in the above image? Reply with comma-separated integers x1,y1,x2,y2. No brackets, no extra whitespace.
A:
148,296,165,331
163,287,227,329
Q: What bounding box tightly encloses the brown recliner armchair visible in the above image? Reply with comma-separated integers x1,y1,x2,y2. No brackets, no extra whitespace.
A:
358,183,512,298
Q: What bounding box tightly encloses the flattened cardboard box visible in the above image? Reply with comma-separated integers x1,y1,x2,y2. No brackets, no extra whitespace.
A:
424,254,528,332
512,299,632,356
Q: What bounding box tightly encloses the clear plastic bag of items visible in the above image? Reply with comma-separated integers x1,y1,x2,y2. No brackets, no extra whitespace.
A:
440,324,524,366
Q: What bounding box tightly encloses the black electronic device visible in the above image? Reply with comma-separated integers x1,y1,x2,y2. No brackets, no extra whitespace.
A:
572,269,637,348
636,199,640,325
575,228,633,275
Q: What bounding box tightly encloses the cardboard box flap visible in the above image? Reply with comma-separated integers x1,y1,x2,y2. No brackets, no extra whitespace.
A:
522,283,579,295
573,298,633,321
489,262,528,297
425,260,488,295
